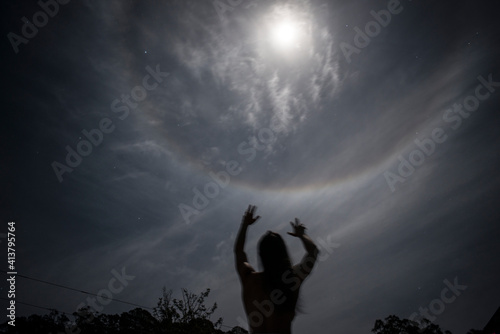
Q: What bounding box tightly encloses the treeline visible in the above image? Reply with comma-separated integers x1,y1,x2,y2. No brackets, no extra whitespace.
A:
1,288,485,333
372,314,483,334
0,288,248,334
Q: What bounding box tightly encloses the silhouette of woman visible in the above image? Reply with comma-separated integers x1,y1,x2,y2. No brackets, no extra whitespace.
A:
234,205,319,334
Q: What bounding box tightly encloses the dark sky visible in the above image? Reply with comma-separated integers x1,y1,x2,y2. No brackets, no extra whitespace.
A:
2,0,500,333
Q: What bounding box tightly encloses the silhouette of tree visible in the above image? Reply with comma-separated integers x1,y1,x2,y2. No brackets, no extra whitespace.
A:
0,287,241,334
153,287,178,326
119,308,158,333
225,326,249,334
6,310,68,333
372,315,452,334
153,287,223,333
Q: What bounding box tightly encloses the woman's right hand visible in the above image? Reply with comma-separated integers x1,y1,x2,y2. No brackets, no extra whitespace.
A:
287,218,306,237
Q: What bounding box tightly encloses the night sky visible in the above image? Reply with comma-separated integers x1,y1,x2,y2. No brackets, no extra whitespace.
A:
2,0,500,333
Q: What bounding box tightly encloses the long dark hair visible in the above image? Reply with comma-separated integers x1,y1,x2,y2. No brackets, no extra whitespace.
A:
258,231,299,313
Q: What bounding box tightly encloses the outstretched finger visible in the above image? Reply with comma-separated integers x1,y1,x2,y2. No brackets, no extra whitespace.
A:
246,205,256,216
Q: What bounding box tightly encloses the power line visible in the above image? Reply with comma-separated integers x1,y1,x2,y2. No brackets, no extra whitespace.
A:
0,270,240,330
1,297,239,330
0,269,154,310
0,297,73,317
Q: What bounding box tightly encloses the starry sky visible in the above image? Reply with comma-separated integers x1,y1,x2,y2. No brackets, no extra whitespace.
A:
2,0,500,333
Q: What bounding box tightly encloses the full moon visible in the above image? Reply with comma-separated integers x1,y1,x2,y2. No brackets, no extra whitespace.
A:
271,20,300,49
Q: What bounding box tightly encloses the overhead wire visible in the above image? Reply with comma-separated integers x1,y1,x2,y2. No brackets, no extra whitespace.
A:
0,269,154,310
0,270,239,330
